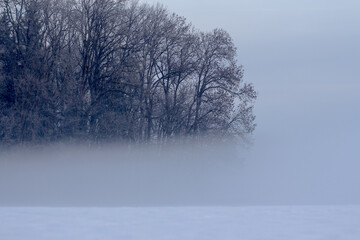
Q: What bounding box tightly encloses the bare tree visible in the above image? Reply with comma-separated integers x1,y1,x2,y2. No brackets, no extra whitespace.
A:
0,0,59,143
0,0,256,145
185,29,256,138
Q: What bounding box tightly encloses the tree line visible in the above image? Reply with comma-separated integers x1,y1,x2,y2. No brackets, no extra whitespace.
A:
0,0,256,145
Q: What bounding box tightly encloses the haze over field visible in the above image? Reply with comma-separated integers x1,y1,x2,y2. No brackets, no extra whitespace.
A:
0,137,359,206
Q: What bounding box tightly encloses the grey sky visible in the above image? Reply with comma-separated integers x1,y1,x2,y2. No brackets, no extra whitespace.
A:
139,0,360,203
140,0,360,142
139,0,360,143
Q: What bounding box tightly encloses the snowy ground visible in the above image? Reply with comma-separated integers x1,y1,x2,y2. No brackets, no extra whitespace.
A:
1,206,360,240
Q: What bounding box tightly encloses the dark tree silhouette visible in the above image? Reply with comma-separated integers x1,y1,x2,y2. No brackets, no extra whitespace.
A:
0,0,256,145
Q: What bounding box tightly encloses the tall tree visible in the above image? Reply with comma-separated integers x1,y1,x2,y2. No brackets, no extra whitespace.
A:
0,0,59,143
187,29,256,138
0,0,257,145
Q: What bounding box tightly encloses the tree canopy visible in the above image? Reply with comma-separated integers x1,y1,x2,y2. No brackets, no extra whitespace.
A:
0,0,256,145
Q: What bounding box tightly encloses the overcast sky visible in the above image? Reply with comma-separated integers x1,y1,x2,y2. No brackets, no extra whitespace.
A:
139,0,360,139
139,0,360,203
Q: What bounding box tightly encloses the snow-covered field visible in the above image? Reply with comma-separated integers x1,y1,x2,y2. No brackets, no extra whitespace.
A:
1,206,360,240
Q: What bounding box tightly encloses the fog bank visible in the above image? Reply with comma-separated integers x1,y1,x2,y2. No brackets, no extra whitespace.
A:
1,138,359,206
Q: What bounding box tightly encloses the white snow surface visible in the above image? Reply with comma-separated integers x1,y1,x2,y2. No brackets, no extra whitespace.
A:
1,206,360,240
